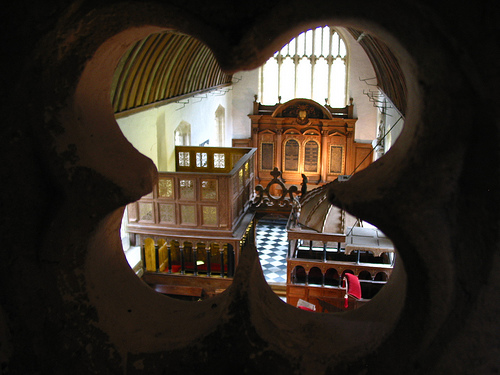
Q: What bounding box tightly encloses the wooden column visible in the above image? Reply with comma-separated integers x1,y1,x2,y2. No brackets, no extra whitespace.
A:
252,126,260,182
275,128,283,172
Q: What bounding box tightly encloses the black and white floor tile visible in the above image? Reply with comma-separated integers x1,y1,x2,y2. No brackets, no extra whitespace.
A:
256,219,288,284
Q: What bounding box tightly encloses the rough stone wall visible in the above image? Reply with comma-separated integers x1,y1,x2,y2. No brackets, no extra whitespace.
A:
0,1,499,374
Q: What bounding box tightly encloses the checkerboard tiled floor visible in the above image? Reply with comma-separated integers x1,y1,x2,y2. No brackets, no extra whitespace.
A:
256,219,288,284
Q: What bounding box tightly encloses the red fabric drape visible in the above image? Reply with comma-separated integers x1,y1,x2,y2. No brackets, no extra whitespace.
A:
343,273,361,308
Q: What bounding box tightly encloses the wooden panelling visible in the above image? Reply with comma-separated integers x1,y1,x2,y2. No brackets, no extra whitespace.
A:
248,98,373,188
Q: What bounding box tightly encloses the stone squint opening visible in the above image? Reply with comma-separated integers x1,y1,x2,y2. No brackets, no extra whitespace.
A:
114,26,404,315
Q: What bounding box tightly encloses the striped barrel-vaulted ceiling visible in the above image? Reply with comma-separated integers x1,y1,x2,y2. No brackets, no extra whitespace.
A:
111,31,233,114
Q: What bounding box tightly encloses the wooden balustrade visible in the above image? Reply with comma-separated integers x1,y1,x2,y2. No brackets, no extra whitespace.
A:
287,258,392,286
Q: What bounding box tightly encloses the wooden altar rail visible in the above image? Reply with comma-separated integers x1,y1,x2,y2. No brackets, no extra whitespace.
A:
143,238,236,278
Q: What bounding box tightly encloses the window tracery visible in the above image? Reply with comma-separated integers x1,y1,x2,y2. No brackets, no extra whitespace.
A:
260,26,347,107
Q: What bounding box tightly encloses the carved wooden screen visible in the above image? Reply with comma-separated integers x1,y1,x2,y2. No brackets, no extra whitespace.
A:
158,176,175,224
248,98,362,186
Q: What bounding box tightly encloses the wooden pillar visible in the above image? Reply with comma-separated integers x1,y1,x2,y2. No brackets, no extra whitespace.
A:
206,244,212,277
219,242,225,278
275,128,283,172
345,124,356,175
252,126,260,182
167,244,172,273
193,245,198,276
180,242,185,275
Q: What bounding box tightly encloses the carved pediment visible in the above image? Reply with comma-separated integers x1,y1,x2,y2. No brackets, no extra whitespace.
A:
272,99,333,122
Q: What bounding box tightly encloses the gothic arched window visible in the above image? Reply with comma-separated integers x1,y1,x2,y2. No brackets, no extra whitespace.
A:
214,105,225,147
174,121,191,146
260,26,347,107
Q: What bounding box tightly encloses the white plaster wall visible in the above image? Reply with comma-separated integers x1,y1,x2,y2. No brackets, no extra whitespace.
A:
231,69,259,140
383,104,405,153
116,109,159,167
342,29,379,142
161,91,233,170
117,91,232,172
